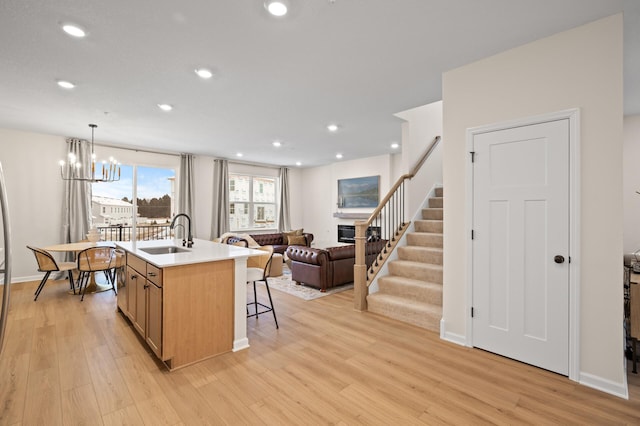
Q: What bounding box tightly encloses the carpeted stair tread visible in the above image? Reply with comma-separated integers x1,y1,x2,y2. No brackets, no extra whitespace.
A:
388,260,443,283
414,219,443,233
397,245,443,264
377,275,442,304
406,232,443,248
428,197,443,208
367,293,442,332
366,187,444,331
422,208,443,220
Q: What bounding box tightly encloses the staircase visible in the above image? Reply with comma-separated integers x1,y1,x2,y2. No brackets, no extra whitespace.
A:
366,187,443,332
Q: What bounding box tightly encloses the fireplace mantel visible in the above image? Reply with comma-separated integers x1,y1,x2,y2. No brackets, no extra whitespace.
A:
332,212,371,219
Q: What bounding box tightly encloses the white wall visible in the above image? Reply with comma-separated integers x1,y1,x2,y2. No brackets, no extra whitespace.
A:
301,154,394,248
623,114,640,253
0,128,67,281
395,101,443,216
442,15,624,393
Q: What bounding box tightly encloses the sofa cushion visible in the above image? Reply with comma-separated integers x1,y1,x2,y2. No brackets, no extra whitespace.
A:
282,228,303,240
287,234,307,245
326,245,356,261
286,246,327,266
251,233,285,246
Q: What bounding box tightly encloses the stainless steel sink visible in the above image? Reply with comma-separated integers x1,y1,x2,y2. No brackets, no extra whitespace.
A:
139,246,190,255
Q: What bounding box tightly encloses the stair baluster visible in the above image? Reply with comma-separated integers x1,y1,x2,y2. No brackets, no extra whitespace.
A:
354,136,440,312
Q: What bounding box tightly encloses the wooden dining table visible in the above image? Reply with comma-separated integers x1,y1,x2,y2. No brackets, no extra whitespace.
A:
43,241,115,294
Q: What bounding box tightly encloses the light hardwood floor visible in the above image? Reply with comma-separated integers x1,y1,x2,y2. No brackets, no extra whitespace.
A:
1,277,639,425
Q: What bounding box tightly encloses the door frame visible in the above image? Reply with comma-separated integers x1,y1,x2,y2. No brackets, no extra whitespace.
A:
465,108,580,381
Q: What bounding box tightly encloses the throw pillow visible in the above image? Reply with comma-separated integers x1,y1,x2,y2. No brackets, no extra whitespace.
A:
287,235,307,246
282,228,304,241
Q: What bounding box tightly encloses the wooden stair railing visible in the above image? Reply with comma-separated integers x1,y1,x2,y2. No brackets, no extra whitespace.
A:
354,135,441,311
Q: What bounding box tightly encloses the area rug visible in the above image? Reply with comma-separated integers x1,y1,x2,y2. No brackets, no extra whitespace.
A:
267,268,353,301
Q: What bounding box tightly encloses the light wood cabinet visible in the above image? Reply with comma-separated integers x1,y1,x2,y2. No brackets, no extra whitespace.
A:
116,269,128,314
121,254,162,358
119,265,138,320
117,250,235,370
147,281,162,357
133,268,147,336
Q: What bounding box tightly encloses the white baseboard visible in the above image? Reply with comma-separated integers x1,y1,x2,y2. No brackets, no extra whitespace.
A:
233,338,250,352
579,369,629,399
2,274,41,284
440,318,467,346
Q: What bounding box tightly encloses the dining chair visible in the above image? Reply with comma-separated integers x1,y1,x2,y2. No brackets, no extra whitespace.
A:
27,245,76,301
108,248,126,290
76,246,116,301
246,245,279,328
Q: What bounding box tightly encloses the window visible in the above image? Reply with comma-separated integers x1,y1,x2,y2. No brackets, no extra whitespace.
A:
92,164,176,240
229,173,277,231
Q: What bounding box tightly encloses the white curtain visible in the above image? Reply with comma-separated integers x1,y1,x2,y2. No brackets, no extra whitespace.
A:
177,154,196,239
278,167,291,232
210,159,229,239
60,138,92,261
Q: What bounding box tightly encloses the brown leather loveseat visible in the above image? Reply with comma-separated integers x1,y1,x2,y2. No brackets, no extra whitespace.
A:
286,240,387,292
227,231,314,255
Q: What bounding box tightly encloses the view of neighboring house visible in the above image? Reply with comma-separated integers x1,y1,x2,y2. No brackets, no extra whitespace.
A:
229,174,277,231
91,196,136,226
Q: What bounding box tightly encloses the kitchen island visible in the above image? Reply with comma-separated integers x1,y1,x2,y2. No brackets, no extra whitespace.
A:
115,238,262,370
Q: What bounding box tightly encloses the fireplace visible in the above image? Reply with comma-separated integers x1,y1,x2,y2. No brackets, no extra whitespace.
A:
337,225,381,243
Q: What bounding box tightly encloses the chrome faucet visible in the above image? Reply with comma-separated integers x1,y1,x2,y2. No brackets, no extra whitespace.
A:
170,213,193,247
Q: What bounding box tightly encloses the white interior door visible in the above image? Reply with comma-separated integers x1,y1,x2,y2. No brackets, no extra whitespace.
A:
472,119,569,375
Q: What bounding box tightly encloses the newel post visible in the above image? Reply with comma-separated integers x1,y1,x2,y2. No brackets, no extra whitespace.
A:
354,221,367,311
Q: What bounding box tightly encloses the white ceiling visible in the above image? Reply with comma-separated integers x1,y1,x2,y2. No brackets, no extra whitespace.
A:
1,0,638,167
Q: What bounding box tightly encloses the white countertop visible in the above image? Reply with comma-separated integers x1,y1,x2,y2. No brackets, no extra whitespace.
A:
115,238,263,268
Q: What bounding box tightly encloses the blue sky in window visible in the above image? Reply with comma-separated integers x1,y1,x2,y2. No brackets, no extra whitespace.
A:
92,165,175,201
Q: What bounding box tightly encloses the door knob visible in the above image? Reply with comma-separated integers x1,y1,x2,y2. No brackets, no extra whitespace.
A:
554,255,565,264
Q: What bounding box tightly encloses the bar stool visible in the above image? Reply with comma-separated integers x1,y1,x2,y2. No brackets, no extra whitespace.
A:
246,245,278,328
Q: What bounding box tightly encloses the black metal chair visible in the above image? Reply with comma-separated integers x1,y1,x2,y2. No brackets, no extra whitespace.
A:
27,245,76,301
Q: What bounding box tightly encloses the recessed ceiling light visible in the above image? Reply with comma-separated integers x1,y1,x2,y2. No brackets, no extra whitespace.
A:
57,80,75,89
236,152,243,157
265,0,288,16
336,153,343,159
157,104,173,111
272,141,282,147
195,68,213,79
62,24,86,38
327,123,339,132
391,142,400,149
295,161,302,166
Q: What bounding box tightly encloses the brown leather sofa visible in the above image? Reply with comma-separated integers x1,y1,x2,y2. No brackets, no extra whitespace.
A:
286,240,387,292
227,232,314,255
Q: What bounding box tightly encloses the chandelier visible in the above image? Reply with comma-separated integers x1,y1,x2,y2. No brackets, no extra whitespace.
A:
59,124,120,183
